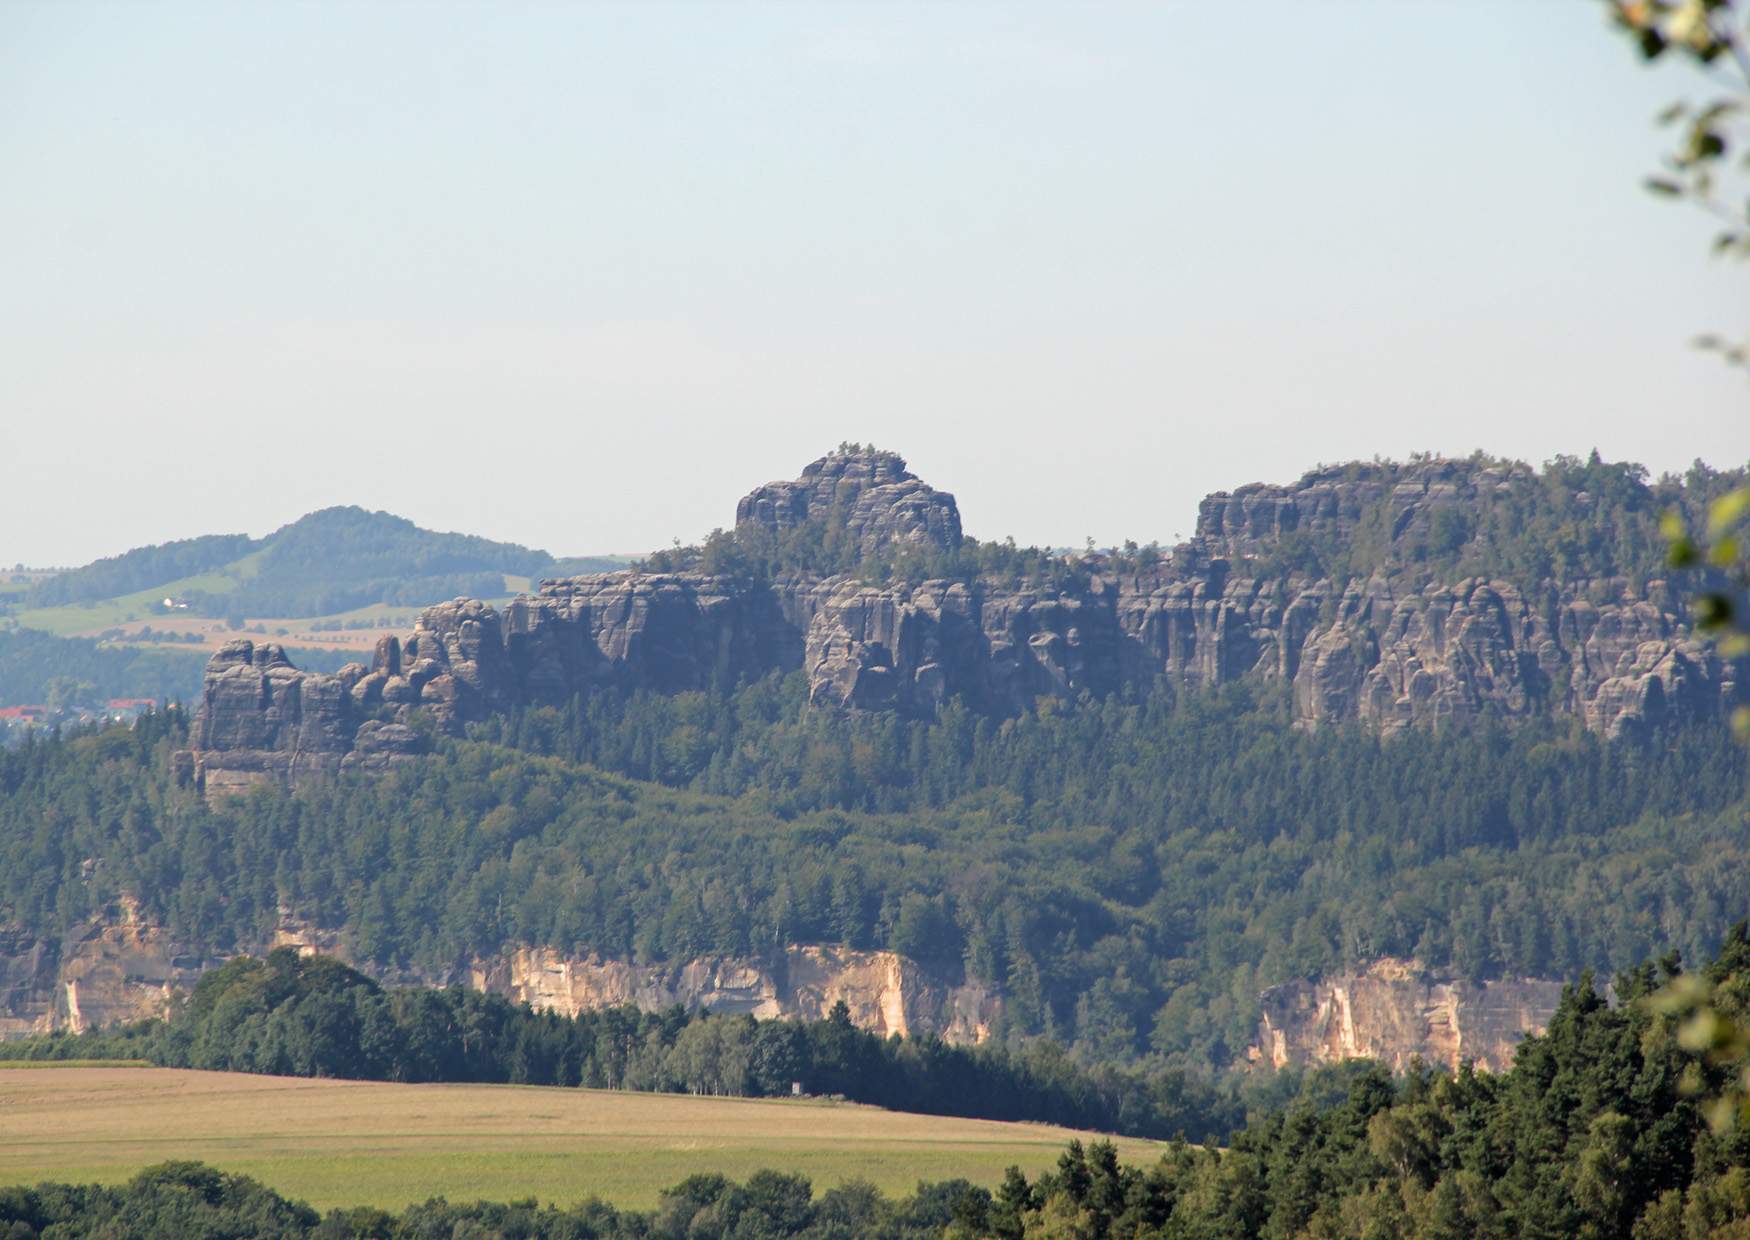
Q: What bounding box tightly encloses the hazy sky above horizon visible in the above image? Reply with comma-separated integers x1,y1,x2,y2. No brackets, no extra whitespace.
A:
2,1,1745,567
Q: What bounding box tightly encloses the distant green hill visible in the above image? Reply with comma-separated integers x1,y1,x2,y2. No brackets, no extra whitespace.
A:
0,511,632,701
23,507,549,620
16,509,632,630
20,534,256,607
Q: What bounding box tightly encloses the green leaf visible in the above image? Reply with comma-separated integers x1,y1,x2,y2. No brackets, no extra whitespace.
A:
1696,593,1733,628
1645,177,1685,196
1707,488,1750,535
1691,130,1727,162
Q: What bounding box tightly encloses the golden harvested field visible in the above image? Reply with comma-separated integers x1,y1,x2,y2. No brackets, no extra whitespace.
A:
0,1067,1165,1212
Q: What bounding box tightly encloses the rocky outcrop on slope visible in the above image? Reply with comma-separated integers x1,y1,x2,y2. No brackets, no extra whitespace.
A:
0,912,998,1045
0,911,1561,1073
176,639,427,795
0,920,224,1037
1247,958,1568,1073
469,944,999,1043
177,449,1745,789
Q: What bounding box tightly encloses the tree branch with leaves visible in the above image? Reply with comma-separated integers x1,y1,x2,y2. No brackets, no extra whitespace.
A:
1608,0,1750,367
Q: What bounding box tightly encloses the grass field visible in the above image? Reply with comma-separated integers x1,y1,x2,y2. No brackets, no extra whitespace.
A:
0,1067,1164,1212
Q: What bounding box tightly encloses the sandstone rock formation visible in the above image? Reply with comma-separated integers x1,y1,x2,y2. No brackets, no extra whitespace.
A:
0,908,1564,1075
0,908,998,1046
0,917,225,1038
1248,958,1569,1073
177,639,427,796
177,449,1745,790
736,447,962,557
469,944,999,1043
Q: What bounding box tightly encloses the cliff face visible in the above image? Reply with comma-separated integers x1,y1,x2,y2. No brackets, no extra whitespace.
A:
469,944,999,1043
175,449,1742,791
0,912,999,1046
0,916,226,1038
1,912,1562,1075
1248,958,1569,1073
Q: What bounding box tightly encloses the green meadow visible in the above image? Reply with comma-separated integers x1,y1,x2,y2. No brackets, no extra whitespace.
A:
0,1067,1164,1212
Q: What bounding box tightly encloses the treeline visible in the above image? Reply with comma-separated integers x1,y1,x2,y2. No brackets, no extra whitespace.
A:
5,699,1750,1071
0,1160,996,1240
640,452,1750,596
639,519,1080,591
1,949,1235,1141
8,933,1750,1237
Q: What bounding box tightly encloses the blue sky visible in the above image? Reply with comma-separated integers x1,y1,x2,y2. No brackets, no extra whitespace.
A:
1,1,1744,563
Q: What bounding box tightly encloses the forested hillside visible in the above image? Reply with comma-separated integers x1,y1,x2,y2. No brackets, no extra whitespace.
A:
19,507,560,620
7,930,1750,1238
18,534,255,606
6,687,1747,1073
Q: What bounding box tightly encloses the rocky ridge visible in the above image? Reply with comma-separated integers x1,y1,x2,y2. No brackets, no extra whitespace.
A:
175,448,1743,794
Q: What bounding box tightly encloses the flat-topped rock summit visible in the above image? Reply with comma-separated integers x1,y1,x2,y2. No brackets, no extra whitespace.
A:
177,447,1745,794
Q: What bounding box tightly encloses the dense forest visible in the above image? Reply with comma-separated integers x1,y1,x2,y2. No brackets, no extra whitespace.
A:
0,1160,992,1240
0,630,356,712
3,688,1747,1073
6,931,1750,1237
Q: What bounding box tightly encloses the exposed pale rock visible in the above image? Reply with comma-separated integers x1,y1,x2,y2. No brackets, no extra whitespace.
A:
1248,958,1568,1073
0,911,999,1047
0,921,223,1038
470,944,999,1043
